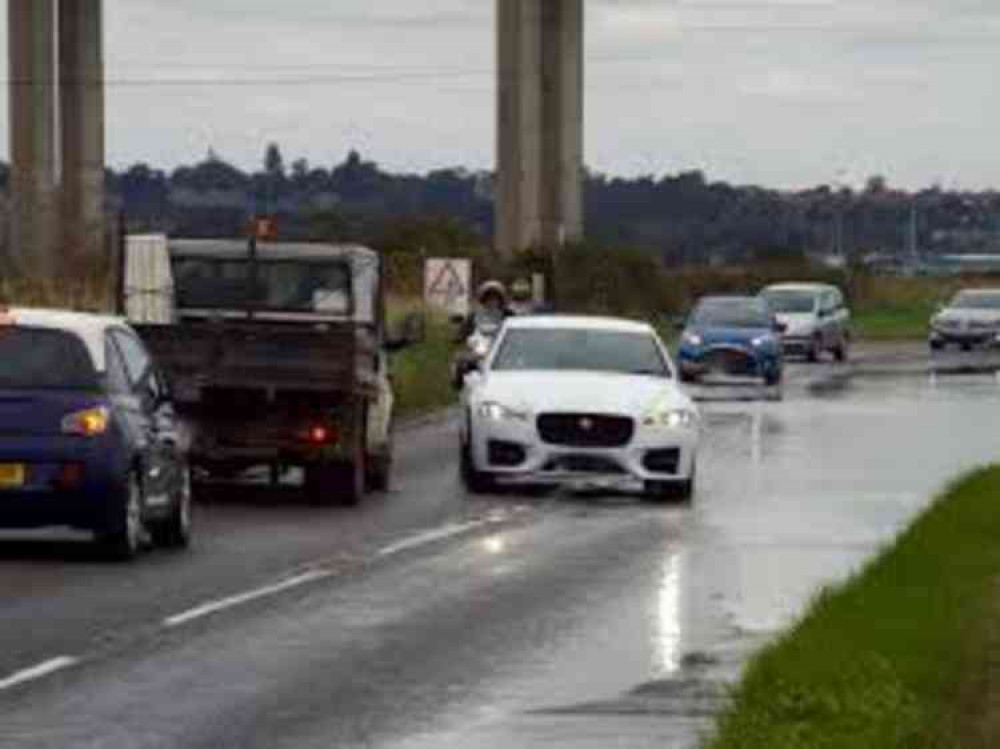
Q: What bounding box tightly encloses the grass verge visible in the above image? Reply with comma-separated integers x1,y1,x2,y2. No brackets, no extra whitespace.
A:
389,302,459,420
707,467,1000,749
852,302,936,341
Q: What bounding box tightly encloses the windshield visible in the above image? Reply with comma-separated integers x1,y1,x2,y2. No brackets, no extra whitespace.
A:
0,328,99,391
491,328,670,377
950,292,1000,310
692,299,772,329
172,258,352,314
761,290,817,314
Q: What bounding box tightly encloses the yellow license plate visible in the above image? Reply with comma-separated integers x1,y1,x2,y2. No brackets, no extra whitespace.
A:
0,464,25,489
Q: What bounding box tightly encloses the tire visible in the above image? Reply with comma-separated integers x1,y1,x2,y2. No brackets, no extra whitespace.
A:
460,433,495,495
833,337,849,363
806,336,822,363
98,472,145,561
679,370,698,384
930,339,945,352
764,368,783,387
366,419,394,492
151,466,193,550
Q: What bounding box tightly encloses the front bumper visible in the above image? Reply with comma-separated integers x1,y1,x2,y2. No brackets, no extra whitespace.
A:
678,344,780,380
929,327,999,346
470,415,698,488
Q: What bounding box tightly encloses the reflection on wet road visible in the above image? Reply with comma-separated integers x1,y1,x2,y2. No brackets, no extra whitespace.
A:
2,366,1000,749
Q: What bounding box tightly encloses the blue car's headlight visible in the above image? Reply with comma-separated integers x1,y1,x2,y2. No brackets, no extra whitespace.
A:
683,332,703,347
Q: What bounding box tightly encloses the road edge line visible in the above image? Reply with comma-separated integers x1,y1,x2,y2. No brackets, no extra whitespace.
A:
0,656,80,692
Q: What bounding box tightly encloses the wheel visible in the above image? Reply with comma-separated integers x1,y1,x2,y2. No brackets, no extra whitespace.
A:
306,457,364,507
764,368,783,387
930,339,945,352
833,337,849,363
366,435,393,493
151,466,193,550
806,335,822,363
679,370,698,384
460,431,495,495
98,472,146,561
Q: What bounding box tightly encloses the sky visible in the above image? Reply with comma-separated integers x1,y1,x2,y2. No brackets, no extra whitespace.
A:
1,0,999,190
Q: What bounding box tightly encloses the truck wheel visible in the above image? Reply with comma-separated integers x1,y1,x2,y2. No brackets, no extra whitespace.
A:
367,441,393,493
306,458,363,507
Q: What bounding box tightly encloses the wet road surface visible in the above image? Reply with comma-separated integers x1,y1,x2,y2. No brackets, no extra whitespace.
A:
2,357,1000,748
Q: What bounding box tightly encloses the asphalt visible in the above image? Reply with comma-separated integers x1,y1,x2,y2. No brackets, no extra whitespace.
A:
2,349,1000,748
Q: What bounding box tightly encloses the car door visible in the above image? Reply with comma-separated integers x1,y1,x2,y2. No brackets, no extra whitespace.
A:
109,329,179,511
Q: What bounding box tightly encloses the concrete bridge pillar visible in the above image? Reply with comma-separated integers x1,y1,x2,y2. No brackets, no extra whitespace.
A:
496,0,584,255
7,0,105,278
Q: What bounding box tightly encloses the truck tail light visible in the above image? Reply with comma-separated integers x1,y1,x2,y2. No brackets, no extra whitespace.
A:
301,424,337,446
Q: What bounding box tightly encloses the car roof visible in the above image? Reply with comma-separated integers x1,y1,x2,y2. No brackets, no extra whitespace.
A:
6,307,126,372
698,295,763,305
956,288,1000,295
504,315,655,335
763,283,833,294
169,239,378,264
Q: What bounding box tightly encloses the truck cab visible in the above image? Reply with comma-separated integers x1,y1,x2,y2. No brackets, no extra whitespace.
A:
124,237,417,505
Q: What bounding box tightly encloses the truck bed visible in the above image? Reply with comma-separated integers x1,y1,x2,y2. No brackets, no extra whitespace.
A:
136,322,378,404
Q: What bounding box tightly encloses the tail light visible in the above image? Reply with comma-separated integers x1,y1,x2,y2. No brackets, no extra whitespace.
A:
300,424,338,446
62,407,110,438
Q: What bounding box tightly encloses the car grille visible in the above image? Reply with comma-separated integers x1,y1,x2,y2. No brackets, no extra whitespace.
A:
537,414,635,448
703,347,757,376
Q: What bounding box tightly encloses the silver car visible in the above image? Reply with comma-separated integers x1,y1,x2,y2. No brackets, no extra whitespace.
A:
760,283,852,362
929,289,1000,351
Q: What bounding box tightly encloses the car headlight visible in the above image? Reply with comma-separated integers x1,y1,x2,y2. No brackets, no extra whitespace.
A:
477,401,530,422
643,408,698,429
752,336,772,348
683,332,703,347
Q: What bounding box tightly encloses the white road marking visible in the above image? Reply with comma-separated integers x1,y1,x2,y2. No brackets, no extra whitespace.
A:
377,519,495,558
165,514,519,629
0,656,80,692
163,569,332,628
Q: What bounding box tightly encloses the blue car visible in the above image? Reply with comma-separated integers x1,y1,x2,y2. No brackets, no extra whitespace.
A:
677,296,785,386
0,308,191,559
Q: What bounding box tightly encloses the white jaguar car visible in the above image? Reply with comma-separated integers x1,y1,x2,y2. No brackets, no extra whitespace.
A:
458,316,700,501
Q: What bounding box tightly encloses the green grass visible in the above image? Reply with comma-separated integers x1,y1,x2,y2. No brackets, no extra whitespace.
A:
707,467,1000,749
390,304,459,419
852,301,937,341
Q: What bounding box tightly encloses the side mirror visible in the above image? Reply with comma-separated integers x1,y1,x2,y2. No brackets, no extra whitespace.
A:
451,357,481,391
386,312,426,351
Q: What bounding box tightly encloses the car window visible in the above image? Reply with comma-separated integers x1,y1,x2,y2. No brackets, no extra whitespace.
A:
761,290,817,314
951,292,1000,310
0,327,99,391
491,328,671,377
110,330,153,386
104,336,132,395
692,299,772,328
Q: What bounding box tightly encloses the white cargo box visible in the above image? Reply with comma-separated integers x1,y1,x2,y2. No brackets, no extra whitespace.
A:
124,234,175,325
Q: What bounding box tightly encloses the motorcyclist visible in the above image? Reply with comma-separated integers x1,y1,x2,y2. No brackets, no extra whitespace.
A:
458,280,512,341
508,278,536,316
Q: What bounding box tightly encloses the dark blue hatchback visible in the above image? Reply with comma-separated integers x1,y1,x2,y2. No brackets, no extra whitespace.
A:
0,309,191,560
676,296,785,386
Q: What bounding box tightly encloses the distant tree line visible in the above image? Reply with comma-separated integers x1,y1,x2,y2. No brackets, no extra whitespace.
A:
1,144,999,263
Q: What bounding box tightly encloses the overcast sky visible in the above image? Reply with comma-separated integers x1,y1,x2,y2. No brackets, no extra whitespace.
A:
1,0,998,189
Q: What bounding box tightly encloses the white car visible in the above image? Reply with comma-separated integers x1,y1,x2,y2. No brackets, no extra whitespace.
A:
760,283,851,362
459,316,700,501
929,288,1000,351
